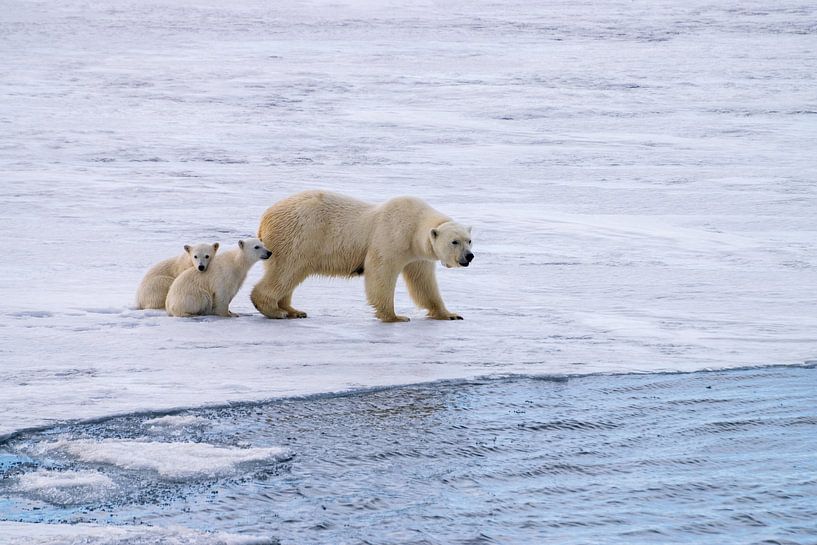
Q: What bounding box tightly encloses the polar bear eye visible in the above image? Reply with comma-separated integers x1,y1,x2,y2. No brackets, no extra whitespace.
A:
254,245,260,250
205,255,210,259
468,240,472,244
194,255,198,259
452,240,459,245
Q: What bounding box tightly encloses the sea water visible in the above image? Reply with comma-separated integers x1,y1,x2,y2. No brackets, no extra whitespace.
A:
2,366,815,544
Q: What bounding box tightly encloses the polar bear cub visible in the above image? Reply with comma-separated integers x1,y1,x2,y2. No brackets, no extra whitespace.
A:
166,238,272,317
135,242,219,310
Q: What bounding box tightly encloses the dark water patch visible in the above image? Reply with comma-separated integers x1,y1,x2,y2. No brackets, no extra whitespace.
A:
1,367,816,544
517,418,619,431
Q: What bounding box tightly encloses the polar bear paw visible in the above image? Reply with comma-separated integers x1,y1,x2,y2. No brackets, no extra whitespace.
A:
378,312,410,323
263,309,290,319
429,311,463,320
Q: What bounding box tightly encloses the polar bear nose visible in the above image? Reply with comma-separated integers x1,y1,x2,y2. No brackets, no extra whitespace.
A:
465,252,474,262
198,265,205,271
262,251,272,260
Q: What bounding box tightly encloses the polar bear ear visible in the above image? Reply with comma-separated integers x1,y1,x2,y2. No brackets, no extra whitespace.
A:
213,242,220,252
184,244,191,253
430,228,439,240
238,240,245,250
467,226,472,234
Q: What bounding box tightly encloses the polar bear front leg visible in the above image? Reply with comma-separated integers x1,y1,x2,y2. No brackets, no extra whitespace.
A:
402,260,462,320
212,296,237,318
365,255,409,322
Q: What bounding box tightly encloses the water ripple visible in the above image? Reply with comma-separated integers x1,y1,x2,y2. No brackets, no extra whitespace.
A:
1,367,815,544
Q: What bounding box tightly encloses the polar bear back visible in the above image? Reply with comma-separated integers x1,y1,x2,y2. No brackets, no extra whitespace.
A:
258,190,449,277
147,253,190,278
258,190,373,277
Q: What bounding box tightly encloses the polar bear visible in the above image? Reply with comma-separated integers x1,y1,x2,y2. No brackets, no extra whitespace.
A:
135,242,219,310
251,190,474,322
166,238,272,317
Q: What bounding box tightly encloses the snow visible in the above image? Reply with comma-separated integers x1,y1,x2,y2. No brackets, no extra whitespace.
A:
13,469,117,505
36,439,288,480
1,0,816,444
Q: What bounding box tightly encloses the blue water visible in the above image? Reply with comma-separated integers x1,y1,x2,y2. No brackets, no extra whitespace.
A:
2,366,816,544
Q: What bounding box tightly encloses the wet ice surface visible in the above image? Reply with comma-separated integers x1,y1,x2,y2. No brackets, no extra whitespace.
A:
1,0,817,540
2,367,816,544
1,0,816,439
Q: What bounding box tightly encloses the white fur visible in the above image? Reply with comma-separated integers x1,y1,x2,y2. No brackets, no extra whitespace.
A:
135,242,219,310
166,239,271,317
251,190,474,322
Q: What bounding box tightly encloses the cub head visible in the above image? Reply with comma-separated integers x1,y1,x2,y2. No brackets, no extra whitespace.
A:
238,238,272,262
430,221,474,268
184,242,219,272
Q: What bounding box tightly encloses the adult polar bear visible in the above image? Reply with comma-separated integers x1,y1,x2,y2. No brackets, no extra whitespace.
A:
251,190,474,322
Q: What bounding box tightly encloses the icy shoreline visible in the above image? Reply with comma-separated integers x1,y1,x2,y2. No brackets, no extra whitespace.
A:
2,362,815,445
3,367,815,544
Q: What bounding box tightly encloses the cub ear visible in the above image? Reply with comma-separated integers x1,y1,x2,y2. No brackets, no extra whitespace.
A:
184,244,191,253
467,226,472,234
238,240,245,249
430,228,439,239
213,242,220,252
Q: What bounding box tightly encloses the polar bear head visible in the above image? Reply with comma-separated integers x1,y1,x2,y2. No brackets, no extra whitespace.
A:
184,242,219,272
430,221,474,268
238,238,272,262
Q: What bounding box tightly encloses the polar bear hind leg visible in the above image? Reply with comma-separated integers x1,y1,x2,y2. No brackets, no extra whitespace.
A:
278,292,308,318
251,264,309,319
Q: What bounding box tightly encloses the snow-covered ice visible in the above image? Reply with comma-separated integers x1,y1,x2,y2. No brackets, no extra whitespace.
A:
0,0,815,453
33,439,288,480
13,469,117,506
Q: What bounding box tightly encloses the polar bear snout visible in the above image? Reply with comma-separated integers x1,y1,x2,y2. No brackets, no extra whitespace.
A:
192,255,212,272
261,250,272,260
458,252,474,267
182,242,218,274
